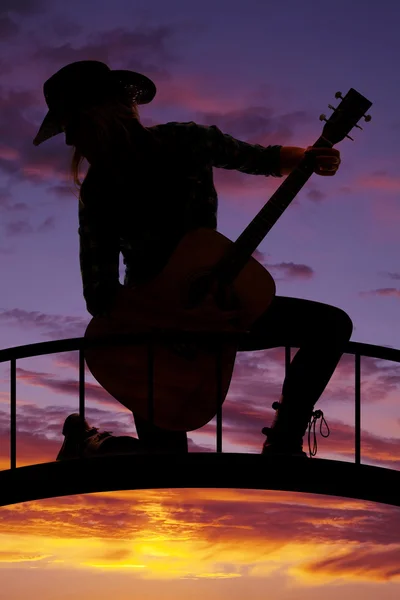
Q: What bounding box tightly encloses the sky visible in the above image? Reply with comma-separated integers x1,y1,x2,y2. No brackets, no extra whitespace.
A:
0,0,399,598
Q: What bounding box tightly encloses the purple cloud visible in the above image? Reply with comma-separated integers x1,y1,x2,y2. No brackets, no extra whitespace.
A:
380,271,400,280
0,0,48,16
268,261,314,280
0,308,88,338
0,16,18,39
307,187,327,202
37,215,55,232
5,219,33,236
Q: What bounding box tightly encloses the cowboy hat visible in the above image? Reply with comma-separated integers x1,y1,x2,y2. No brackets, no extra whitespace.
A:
33,60,156,146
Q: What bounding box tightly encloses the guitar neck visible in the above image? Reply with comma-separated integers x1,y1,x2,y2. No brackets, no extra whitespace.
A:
214,135,333,284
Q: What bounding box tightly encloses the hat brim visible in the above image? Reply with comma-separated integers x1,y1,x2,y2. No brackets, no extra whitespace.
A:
33,110,64,147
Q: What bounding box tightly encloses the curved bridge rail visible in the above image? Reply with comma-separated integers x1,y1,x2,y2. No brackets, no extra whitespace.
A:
0,333,399,508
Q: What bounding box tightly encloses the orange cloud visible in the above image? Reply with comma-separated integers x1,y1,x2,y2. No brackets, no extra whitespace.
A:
0,488,399,584
300,544,400,583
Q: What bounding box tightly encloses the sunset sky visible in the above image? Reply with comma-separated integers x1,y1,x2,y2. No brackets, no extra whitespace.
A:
0,0,399,599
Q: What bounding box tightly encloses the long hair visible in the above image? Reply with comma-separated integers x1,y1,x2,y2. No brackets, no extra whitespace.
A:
69,98,141,193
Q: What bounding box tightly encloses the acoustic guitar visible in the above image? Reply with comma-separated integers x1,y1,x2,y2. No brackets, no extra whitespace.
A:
84,88,372,431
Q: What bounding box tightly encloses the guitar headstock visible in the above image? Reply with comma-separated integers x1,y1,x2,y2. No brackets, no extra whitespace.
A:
319,89,372,145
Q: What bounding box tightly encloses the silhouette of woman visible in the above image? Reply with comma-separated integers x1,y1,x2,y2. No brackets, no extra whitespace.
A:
34,60,352,459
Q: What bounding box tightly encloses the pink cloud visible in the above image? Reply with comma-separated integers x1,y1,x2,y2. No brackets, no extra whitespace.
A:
0,144,19,160
356,171,400,192
360,288,400,299
14,366,119,407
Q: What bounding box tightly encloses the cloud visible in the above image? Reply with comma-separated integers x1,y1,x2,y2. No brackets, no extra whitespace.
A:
194,106,310,147
30,24,179,80
0,16,18,40
37,215,55,232
13,365,120,408
4,218,33,236
0,86,69,184
307,187,327,202
0,308,88,339
379,271,400,280
0,484,399,583
249,251,315,281
47,16,83,39
0,0,48,17
355,171,400,192
0,550,50,563
267,261,314,280
45,182,78,200
301,544,400,582
360,288,400,299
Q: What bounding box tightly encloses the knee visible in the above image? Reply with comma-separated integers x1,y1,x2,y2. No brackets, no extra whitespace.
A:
328,306,353,340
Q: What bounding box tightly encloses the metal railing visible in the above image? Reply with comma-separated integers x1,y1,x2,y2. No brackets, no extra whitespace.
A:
1,333,399,470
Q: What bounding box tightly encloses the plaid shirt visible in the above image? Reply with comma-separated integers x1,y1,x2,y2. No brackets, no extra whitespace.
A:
78,120,282,316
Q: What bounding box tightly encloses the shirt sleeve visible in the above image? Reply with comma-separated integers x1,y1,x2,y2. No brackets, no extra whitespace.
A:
78,172,121,316
184,121,282,177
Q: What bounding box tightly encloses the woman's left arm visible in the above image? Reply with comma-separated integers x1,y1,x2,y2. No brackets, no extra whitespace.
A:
78,188,121,318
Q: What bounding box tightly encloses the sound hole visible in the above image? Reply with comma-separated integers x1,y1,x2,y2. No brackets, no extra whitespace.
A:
184,271,239,310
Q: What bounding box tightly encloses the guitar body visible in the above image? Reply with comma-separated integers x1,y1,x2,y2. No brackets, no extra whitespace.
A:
84,228,275,431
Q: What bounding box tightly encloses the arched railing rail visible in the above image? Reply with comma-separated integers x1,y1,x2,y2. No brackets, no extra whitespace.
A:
1,333,399,471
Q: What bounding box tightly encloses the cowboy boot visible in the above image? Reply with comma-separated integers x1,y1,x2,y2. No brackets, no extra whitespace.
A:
261,397,313,458
56,413,142,460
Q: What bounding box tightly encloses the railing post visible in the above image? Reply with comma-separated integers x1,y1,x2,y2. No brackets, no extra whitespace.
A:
79,348,85,419
78,348,86,458
285,346,291,377
148,339,154,425
355,353,361,465
216,341,222,453
10,358,16,470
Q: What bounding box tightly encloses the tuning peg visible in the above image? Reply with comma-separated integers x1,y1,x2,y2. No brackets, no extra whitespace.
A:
319,114,328,122
346,134,354,141
335,91,344,100
363,114,372,122
355,124,363,130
